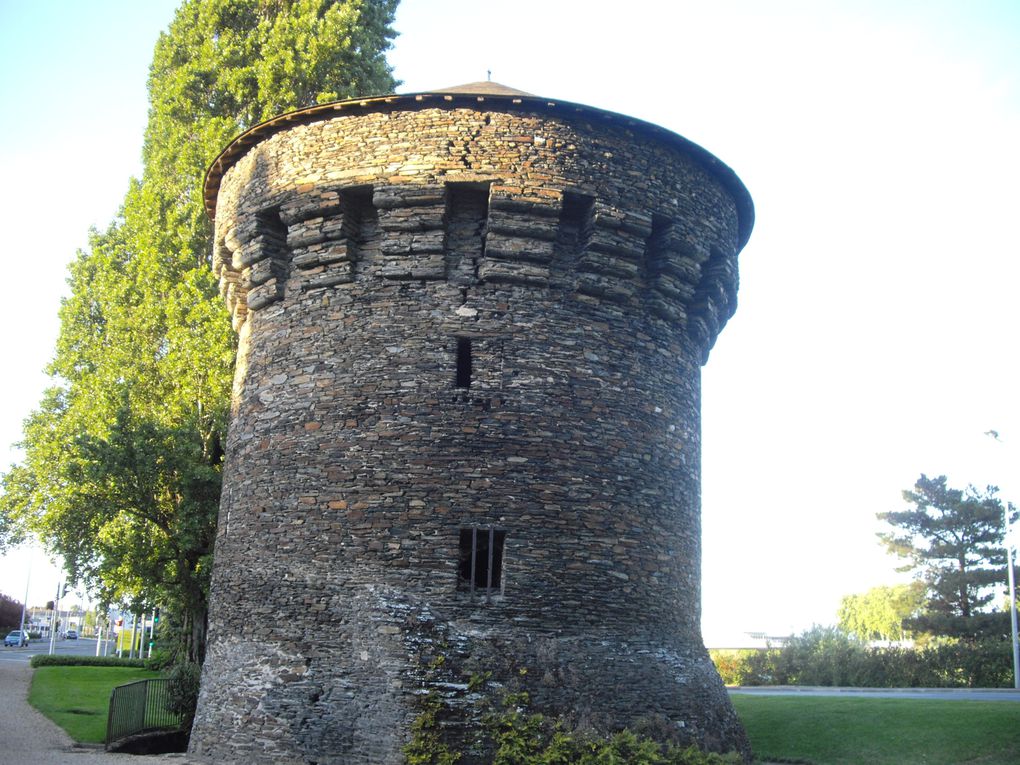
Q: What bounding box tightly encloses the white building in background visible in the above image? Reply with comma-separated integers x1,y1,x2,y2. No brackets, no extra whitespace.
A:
707,631,793,651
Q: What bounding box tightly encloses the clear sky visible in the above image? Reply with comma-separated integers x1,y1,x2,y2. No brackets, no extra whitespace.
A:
0,0,1017,644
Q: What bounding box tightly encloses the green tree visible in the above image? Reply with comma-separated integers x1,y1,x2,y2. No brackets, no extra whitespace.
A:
0,593,24,632
144,0,401,268
0,509,23,555
877,474,1018,640
838,582,926,642
0,0,399,663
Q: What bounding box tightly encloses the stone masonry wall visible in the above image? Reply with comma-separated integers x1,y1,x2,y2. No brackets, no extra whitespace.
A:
189,96,752,764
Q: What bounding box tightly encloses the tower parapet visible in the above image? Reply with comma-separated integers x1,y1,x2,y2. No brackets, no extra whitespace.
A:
191,84,754,764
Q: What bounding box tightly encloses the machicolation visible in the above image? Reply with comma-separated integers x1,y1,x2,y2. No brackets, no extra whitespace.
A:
189,81,755,764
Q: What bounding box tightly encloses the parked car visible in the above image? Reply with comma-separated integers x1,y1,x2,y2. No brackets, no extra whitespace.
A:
4,630,29,647
65,629,78,640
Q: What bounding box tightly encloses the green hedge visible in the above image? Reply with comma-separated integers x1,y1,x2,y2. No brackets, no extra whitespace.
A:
30,654,149,669
711,627,1014,688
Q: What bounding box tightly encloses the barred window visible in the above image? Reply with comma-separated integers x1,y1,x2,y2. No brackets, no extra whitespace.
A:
458,527,505,594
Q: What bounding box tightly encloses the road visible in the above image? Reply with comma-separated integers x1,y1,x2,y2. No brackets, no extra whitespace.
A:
0,637,124,665
729,685,1020,702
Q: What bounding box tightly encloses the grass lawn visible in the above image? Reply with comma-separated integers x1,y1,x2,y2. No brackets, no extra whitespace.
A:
732,695,1020,765
29,665,162,743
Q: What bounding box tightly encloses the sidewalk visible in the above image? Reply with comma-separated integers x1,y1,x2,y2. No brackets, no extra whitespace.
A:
0,660,187,764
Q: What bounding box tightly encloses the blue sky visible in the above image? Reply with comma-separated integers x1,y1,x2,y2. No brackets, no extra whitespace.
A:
1,0,1018,644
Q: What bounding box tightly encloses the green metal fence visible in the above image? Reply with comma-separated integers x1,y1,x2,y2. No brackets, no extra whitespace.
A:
106,678,182,746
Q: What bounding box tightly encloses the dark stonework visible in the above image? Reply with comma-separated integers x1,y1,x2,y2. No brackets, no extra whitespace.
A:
189,85,754,764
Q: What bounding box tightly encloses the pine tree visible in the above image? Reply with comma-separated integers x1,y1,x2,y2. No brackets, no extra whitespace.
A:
878,474,1018,640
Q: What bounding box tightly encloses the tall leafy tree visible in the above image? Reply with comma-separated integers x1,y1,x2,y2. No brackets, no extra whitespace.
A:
837,582,925,642
145,0,401,267
1,0,399,663
878,474,1018,640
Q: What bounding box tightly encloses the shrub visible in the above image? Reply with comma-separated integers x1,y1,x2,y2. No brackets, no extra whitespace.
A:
144,647,174,671
165,662,202,731
404,685,744,765
709,647,785,686
709,650,757,686
925,639,1013,687
710,628,1015,688
30,654,147,669
403,692,460,765
773,626,866,686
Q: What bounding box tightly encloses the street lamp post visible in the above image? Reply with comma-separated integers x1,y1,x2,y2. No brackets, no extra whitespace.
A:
986,429,1020,690
47,582,61,655
18,563,30,638
1006,505,1020,690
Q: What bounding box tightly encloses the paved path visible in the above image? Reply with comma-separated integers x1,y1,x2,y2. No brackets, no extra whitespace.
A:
730,685,1020,701
0,659,188,765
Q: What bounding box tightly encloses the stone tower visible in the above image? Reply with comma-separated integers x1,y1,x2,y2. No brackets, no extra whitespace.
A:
190,82,754,763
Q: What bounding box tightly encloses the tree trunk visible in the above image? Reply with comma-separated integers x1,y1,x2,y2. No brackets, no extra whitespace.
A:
958,556,970,617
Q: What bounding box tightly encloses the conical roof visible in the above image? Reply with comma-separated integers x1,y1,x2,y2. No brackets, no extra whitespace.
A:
431,81,535,97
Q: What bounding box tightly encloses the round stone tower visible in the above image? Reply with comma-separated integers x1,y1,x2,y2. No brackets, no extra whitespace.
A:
190,82,754,764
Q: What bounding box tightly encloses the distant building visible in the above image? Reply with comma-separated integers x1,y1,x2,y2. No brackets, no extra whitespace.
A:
707,631,794,651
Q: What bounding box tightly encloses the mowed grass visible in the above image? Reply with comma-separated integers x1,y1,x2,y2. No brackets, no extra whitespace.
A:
29,665,162,743
732,695,1020,765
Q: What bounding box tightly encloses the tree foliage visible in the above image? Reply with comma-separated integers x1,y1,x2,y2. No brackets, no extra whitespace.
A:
837,582,926,642
144,0,401,268
0,0,399,663
0,593,24,632
711,627,1014,688
406,688,743,765
877,474,1018,640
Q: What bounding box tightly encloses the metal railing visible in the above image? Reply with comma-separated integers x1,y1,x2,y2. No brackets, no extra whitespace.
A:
106,678,182,746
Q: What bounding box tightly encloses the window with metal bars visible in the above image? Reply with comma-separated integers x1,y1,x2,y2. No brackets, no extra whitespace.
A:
458,527,506,594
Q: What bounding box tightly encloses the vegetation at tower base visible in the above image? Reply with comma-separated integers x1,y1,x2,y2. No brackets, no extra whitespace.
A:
165,660,203,732
878,474,1018,641
0,0,400,665
404,684,744,765
401,642,744,764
